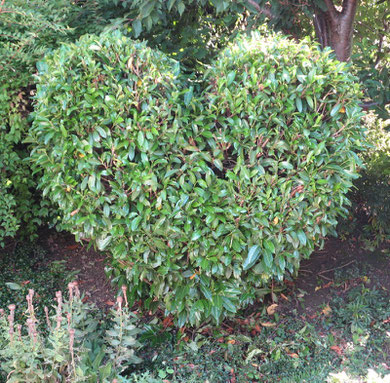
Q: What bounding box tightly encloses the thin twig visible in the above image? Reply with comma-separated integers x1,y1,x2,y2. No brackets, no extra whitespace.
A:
299,269,313,274
318,274,333,281
318,260,355,275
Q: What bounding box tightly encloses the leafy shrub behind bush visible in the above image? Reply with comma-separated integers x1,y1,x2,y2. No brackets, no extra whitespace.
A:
0,0,106,245
348,111,390,242
30,31,364,325
0,89,46,245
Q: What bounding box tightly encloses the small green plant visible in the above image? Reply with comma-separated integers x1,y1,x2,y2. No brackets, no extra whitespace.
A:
0,283,141,382
0,243,72,322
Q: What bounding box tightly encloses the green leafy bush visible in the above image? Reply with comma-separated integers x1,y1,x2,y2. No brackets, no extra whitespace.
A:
0,283,141,382
30,30,364,325
0,89,46,245
348,111,390,242
0,0,106,245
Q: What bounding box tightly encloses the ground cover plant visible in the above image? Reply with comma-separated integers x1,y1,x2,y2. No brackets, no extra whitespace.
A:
123,246,390,383
29,29,365,325
0,280,141,382
1,236,389,383
0,243,73,323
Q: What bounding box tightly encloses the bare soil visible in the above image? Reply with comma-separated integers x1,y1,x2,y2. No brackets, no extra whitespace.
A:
40,230,390,316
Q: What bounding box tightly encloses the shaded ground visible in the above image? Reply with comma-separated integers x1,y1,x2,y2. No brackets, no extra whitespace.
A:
39,229,115,308
285,237,390,317
1,231,389,382
39,230,390,317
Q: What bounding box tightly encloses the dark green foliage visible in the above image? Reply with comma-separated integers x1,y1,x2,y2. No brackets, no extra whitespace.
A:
352,2,390,119
348,112,390,241
0,90,49,245
30,31,364,325
0,0,104,90
95,0,248,71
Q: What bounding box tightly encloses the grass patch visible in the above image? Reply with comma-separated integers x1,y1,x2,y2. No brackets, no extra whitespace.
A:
130,285,390,383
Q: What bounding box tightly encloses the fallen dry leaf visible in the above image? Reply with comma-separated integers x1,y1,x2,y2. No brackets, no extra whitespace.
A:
105,300,115,306
230,368,236,383
280,293,289,301
287,353,299,358
321,304,332,316
330,345,343,355
227,339,236,345
66,244,79,250
261,322,277,327
162,316,174,328
267,303,278,316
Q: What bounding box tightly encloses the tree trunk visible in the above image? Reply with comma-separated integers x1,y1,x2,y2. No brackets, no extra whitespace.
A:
313,0,359,62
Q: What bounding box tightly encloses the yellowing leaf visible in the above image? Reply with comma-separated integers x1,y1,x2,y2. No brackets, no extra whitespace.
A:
261,322,276,327
267,303,278,316
273,216,279,225
315,286,321,291
321,304,332,316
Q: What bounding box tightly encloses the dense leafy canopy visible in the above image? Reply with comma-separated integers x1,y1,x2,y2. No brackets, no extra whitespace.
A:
29,31,364,324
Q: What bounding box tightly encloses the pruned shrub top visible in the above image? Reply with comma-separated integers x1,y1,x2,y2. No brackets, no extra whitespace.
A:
30,31,364,325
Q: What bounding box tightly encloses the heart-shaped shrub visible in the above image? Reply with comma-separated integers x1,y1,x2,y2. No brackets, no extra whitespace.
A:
29,30,364,325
